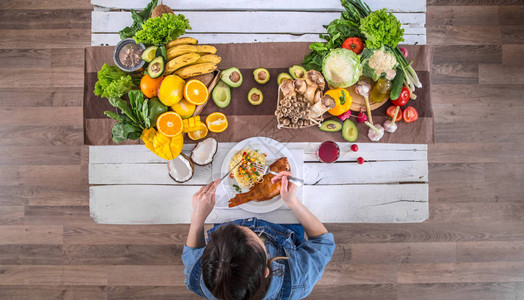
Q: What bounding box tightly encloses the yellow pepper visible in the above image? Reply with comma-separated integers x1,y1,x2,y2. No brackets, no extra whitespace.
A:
325,88,352,116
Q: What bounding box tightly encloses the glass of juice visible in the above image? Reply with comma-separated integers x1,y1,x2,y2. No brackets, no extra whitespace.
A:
316,141,340,163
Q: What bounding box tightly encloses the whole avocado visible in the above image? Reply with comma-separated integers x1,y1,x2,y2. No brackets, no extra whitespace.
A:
148,98,168,124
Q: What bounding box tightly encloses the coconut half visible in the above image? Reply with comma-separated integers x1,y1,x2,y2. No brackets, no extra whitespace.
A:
167,153,194,183
190,138,218,166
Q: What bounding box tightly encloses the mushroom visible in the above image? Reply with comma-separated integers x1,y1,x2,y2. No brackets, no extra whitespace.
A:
314,90,322,104
280,79,295,98
295,79,307,94
309,94,336,119
303,70,324,105
354,80,373,124
365,121,384,142
306,70,326,91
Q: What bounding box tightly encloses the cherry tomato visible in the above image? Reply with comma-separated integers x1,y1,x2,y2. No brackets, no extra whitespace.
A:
341,37,364,55
403,106,419,123
386,106,402,122
390,87,410,106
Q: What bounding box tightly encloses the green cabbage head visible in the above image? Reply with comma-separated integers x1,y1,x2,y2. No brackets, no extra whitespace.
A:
322,48,362,88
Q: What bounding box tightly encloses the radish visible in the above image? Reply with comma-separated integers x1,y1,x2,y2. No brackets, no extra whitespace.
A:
351,144,359,152
399,47,408,58
337,110,352,121
357,157,364,164
357,107,367,123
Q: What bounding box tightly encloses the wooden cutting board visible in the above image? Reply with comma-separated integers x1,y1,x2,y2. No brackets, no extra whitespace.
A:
345,77,389,112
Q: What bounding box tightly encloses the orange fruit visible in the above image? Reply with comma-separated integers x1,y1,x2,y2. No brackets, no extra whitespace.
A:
140,74,164,99
156,112,183,137
172,99,196,119
188,122,209,141
184,79,209,105
158,75,186,106
206,112,228,133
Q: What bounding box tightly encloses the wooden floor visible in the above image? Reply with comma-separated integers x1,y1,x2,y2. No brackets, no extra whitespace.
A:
0,0,523,299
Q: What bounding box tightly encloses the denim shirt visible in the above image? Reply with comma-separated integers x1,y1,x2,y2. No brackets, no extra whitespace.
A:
182,218,335,300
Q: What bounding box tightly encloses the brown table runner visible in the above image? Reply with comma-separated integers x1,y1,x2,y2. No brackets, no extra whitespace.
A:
84,43,433,145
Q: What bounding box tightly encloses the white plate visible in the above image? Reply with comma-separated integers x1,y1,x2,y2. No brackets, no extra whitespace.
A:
219,137,298,213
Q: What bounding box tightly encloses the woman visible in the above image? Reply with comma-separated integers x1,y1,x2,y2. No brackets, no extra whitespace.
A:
183,171,335,300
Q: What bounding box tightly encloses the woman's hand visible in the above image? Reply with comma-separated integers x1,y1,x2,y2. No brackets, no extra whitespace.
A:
191,179,220,223
271,171,299,207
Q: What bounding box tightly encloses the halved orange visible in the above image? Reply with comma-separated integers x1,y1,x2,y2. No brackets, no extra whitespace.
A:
184,79,209,105
156,112,183,137
188,122,209,141
206,112,228,133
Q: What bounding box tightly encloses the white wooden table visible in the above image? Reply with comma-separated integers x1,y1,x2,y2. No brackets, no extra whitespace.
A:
89,0,428,224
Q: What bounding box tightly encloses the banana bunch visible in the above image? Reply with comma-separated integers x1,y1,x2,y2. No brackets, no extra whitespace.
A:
164,37,221,78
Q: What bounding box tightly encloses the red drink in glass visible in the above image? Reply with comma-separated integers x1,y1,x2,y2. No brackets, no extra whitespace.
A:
316,141,340,163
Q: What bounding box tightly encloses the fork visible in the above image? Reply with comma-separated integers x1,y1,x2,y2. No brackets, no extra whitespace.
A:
253,162,304,187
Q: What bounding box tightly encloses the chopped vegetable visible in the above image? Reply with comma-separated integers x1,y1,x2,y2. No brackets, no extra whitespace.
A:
403,106,419,123
94,64,136,99
341,37,364,54
387,106,403,122
322,48,362,88
134,13,191,46
359,8,404,49
233,184,242,193
390,86,410,107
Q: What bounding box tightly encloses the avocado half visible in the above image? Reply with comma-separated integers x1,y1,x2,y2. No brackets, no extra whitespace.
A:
289,65,307,80
141,46,158,63
212,81,231,108
342,119,358,142
220,67,243,88
147,56,164,78
253,68,270,84
248,87,263,105
277,73,293,85
320,119,343,132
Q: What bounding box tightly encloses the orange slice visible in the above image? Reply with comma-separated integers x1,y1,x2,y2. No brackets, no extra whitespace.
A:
156,112,183,137
188,122,209,141
184,79,209,105
206,112,228,133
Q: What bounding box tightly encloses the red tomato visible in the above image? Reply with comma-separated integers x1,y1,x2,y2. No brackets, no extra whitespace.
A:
341,37,364,54
386,106,402,122
390,87,410,106
403,106,419,123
